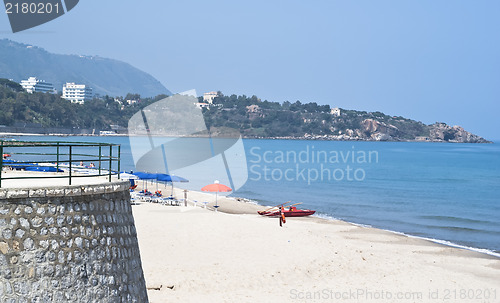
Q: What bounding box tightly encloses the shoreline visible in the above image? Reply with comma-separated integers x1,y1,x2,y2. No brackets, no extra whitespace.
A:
131,189,500,302
230,199,500,259
309,213,500,259
0,132,494,143
141,184,500,260
2,170,496,301
0,132,129,137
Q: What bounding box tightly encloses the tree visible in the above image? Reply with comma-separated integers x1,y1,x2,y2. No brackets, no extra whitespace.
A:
0,78,23,92
289,101,302,112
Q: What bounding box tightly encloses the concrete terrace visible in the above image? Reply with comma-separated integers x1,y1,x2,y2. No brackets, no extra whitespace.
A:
0,170,123,189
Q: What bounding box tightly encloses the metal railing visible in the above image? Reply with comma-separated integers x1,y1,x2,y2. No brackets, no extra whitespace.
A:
0,140,121,187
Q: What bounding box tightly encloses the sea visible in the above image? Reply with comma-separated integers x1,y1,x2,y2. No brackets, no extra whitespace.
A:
4,135,500,256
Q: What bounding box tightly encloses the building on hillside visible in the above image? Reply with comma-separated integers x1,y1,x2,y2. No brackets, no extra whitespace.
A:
330,107,341,117
62,83,93,104
195,102,210,109
203,91,220,104
20,77,56,94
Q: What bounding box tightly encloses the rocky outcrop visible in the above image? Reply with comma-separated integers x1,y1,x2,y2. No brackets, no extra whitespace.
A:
289,121,491,143
428,123,491,143
361,119,399,141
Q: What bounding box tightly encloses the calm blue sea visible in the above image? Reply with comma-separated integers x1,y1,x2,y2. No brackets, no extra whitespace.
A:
7,135,500,255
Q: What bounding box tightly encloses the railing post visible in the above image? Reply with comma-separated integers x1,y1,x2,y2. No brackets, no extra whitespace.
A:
118,145,121,179
69,145,72,185
56,142,60,172
0,141,3,188
98,145,102,175
109,145,112,182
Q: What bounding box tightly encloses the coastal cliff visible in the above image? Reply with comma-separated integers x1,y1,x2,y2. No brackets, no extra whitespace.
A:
203,95,491,143
283,122,491,143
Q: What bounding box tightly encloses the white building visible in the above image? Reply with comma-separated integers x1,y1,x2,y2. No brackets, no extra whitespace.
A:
203,91,219,104
195,102,210,109
20,77,56,94
330,107,341,117
62,83,93,104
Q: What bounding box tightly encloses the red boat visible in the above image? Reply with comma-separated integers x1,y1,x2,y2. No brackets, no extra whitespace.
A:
258,206,316,217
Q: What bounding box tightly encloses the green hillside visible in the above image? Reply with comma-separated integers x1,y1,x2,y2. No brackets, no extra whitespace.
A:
0,81,490,143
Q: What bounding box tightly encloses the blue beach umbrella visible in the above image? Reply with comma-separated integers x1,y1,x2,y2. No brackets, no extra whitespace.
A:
156,174,189,183
133,172,158,179
132,172,159,191
156,174,189,196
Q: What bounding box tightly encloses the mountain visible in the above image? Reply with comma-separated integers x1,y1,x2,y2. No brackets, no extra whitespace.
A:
0,39,171,97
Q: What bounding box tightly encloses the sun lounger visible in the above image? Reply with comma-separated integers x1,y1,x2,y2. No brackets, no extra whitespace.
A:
129,179,138,190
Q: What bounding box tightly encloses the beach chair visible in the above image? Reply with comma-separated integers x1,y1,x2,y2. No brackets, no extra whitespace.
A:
129,179,138,190
151,196,162,203
135,193,149,202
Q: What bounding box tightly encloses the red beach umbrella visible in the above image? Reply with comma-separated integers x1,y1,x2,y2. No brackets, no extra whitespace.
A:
201,180,232,208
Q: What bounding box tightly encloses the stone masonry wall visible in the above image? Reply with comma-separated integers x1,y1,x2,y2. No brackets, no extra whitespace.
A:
0,182,148,302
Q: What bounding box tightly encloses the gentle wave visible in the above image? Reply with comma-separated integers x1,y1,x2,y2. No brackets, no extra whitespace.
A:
424,225,500,234
419,215,498,226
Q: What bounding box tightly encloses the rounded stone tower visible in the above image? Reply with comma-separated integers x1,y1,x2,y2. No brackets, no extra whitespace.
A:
0,181,148,302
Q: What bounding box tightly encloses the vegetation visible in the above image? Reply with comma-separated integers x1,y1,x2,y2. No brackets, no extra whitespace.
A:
202,93,430,139
0,80,484,142
0,79,163,129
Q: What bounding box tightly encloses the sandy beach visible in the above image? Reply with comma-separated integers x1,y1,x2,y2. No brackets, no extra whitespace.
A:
131,188,500,303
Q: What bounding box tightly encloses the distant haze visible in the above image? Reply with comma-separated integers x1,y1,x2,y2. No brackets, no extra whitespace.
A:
0,39,171,97
0,1,498,139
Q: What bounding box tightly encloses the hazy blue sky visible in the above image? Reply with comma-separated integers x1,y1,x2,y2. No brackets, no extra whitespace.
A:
1,1,499,139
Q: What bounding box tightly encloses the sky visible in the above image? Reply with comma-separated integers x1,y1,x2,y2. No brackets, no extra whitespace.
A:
1,0,499,139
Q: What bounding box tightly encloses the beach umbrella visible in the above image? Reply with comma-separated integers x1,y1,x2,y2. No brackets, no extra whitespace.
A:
201,180,232,208
133,172,158,179
120,172,139,190
156,174,189,196
156,174,189,183
133,172,159,191
120,172,139,180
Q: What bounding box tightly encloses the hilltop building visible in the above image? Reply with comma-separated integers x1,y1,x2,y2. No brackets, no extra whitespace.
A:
62,82,93,104
20,77,56,94
330,107,341,117
203,91,220,104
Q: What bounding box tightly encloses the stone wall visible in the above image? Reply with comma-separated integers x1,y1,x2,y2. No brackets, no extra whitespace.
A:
0,182,148,302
